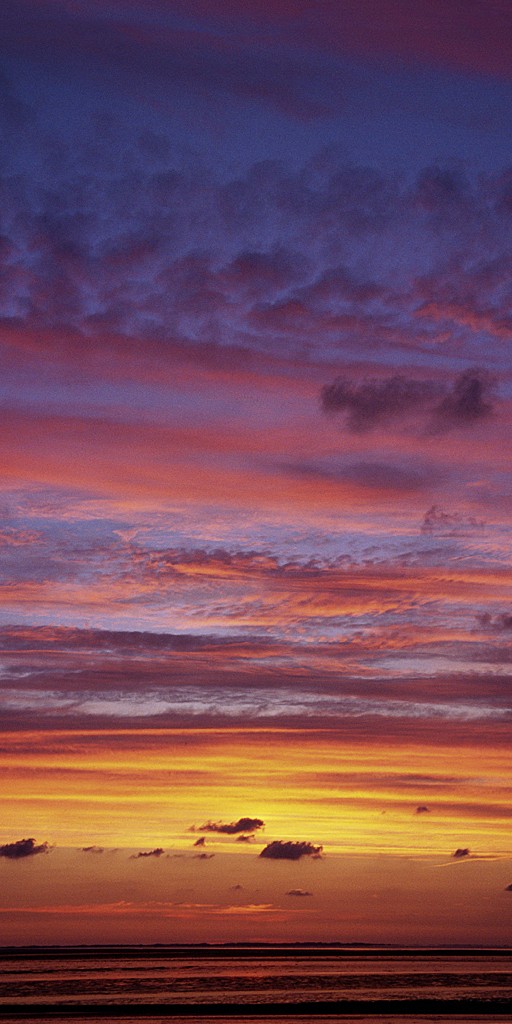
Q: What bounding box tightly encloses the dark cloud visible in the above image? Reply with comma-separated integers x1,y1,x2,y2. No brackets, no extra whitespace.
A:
421,505,484,535
236,834,255,843
194,852,215,860
193,837,206,847
415,805,430,814
286,888,312,896
321,370,496,434
259,840,323,861
0,625,223,654
432,369,495,429
0,837,49,859
130,848,165,859
81,845,105,854
452,847,470,859
197,817,264,835
477,612,512,632
505,884,512,891
321,375,435,431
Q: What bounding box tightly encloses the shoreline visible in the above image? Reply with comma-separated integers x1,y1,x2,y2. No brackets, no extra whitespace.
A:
1,944,510,959
1,1000,511,1018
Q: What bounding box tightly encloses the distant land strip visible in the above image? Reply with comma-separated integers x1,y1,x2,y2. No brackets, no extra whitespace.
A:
1,944,510,960
1,999,512,1018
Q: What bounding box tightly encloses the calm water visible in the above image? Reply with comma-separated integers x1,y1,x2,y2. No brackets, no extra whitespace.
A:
0,946,510,1022
0,1018,507,1024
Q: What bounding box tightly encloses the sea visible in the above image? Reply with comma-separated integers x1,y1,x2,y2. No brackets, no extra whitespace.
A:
0,945,510,1023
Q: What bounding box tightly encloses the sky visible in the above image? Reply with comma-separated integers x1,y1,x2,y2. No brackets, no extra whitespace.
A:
0,0,511,947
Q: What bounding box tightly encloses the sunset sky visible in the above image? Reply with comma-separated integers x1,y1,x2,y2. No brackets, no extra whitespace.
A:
0,0,511,947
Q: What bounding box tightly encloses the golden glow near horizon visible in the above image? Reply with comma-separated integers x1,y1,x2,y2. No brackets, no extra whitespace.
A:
0,727,511,947
0,728,510,856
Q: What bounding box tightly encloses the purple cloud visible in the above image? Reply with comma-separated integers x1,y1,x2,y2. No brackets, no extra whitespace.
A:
130,848,165,859
0,837,50,859
321,370,496,434
421,505,484,535
432,369,495,429
477,613,512,632
196,817,264,835
321,375,436,431
260,840,323,861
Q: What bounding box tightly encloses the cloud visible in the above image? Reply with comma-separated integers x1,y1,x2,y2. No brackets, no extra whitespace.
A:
130,848,165,859
3,616,511,732
0,896,282,919
286,888,312,896
477,612,512,632
80,845,105,854
421,505,484,535
220,248,306,301
415,805,430,814
320,375,436,432
0,526,40,547
0,68,32,129
5,0,512,100
193,837,206,847
321,370,496,434
259,840,323,861
415,166,468,214
2,0,335,121
282,458,430,493
431,369,495,430
196,817,265,835
0,624,267,657
505,884,512,891
0,837,49,859
1,117,510,397
236,834,255,842
194,852,215,860
452,847,470,858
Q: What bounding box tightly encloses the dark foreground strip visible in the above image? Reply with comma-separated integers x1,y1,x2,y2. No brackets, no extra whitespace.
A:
0,1000,511,1018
